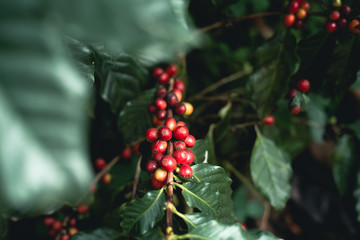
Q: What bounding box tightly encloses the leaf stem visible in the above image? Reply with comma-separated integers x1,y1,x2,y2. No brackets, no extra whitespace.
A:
231,121,260,131
259,201,271,230
174,233,210,240
171,206,196,228
131,156,142,199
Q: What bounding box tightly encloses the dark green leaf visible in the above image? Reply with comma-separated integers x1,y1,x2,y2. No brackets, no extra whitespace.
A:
136,228,165,240
72,228,122,240
192,140,209,164
179,163,236,224
250,130,292,210
188,220,247,240
349,120,360,140
186,213,214,231
233,187,264,222
354,169,360,222
120,189,166,236
118,89,156,144
249,31,299,118
307,98,327,143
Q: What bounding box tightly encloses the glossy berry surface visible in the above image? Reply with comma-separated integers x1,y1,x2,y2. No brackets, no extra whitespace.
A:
166,64,178,76
167,93,178,107
240,223,248,231
158,126,172,141
263,115,275,125
174,126,189,141
179,165,193,179
161,155,177,172
52,220,63,231
146,161,158,173
157,109,167,121
121,147,132,159
152,67,164,78
294,20,303,29
325,21,337,33
290,105,301,114
342,4,351,15
175,103,186,115
151,140,168,154
61,235,70,240
289,89,297,98
152,153,163,162
77,204,89,214
184,102,193,115
176,121,186,127
157,87,167,99
339,18,348,28
174,79,185,92
101,173,112,184
69,227,79,236
146,128,158,142
155,98,167,110
158,72,170,84
152,177,166,189
152,115,164,126
147,104,157,113
44,217,55,226
173,150,188,165
174,141,186,150
297,79,310,92
349,19,360,34
171,89,182,102
154,168,168,181
69,218,77,227
300,1,310,11
296,8,307,19
329,10,340,21
283,14,296,27
164,117,177,131
288,1,299,13
184,135,196,148
95,158,106,169
184,149,195,165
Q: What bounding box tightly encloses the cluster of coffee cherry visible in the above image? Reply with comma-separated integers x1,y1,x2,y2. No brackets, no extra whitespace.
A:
283,0,311,28
325,3,359,33
43,215,80,240
288,79,310,114
148,65,193,126
145,118,196,188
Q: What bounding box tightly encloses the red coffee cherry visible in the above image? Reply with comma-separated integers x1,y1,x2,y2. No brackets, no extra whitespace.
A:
184,149,195,165
294,20,303,29
174,79,185,92
52,220,63,231
283,14,296,27
152,67,164,78
69,227,79,236
95,158,106,169
146,161,158,173
152,153,163,162
289,89,297,98
154,168,168,182
160,155,177,172
152,177,166,189
339,18,348,28
297,79,310,92
167,92,179,107
240,223,248,231
101,173,112,184
175,103,186,115
329,10,340,21
158,73,170,84
146,128,158,142
174,141,186,150
44,217,55,226
171,89,182,102
288,1,299,13
325,21,337,33
349,19,360,34
164,117,177,131
77,204,89,214
342,4,351,15
179,165,193,179
158,126,172,141
173,150,188,165
147,104,157,113
151,140,168,154
296,8,307,19
69,218,77,227
263,115,275,125
121,147,132,159
174,126,189,141
48,229,56,236
184,135,196,148
155,98,167,110
166,64,178,76
157,109,167,121
157,87,168,99
290,105,301,114
60,235,70,240
133,142,141,155
152,115,164,126
177,121,186,127
300,1,310,11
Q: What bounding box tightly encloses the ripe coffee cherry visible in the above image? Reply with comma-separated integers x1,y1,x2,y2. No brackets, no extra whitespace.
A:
157,109,167,121
147,104,157,113
146,161,158,173
153,67,164,78
173,150,188,165
69,218,77,227
158,73,170,84
44,217,55,226
95,158,106,169
174,79,185,92
121,147,132,159
184,102,194,115
167,92,179,107
102,173,112,184
154,168,168,181
342,4,351,15
152,177,166,189
329,10,340,21
166,64,178,76
289,89,297,98
52,220,63,231
133,142,141,155
179,165,193,179
300,1,310,11
151,140,168,154
157,87,168,99
240,223,248,231
177,121,186,127
263,115,275,126
283,14,296,27
290,105,301,114
296,8,307,19
61,235,70,240
158,126,172,141
325,21,337,33
349,19,360,34
69,227,79,236
184,149,195,165
294,20,303,29
155,98,167,110
152,115,164,126
171,89,182,102
184,135,196,148
49,229,56,236
77,204,89,214
174,126,189,141
175,103,186,115
339,18,348,28
174,141,186,150
161,155,177,172
152,153,163,162
164,117,177,131
288,1,299,13
297,79,310,92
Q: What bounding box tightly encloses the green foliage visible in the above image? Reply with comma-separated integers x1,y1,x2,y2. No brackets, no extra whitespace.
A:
72,228,122,240
306,97,327,143
233,187,264,222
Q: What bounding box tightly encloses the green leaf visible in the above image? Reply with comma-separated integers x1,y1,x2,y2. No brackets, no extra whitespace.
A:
136,228,165,240
0,1,93,217
250,129,292,210
332,135,357,195
186,213,215,231
188,220,247,240
117,89,156,143
179,163,236,224
120,189,166,236
349,120,360,140
306,98,327,143
233,187,264,222
71,228,122,240
249,31,299,118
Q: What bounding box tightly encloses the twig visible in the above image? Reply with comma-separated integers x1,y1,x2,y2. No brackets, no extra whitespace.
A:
93,155,120,184
166,141,174,239
231,121,260,131
131,156,142,199
259,202,271,230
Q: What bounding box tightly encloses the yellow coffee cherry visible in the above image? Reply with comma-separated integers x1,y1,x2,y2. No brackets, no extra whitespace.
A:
183,102,193,115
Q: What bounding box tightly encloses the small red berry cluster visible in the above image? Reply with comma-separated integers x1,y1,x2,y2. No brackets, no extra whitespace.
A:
149,65,191,126
325,4,359,33
288,79,310,114
145,118,196,188
283,0,311,29
43,216,78,240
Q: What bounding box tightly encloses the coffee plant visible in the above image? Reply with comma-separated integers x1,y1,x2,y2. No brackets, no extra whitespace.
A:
1,0,360,239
